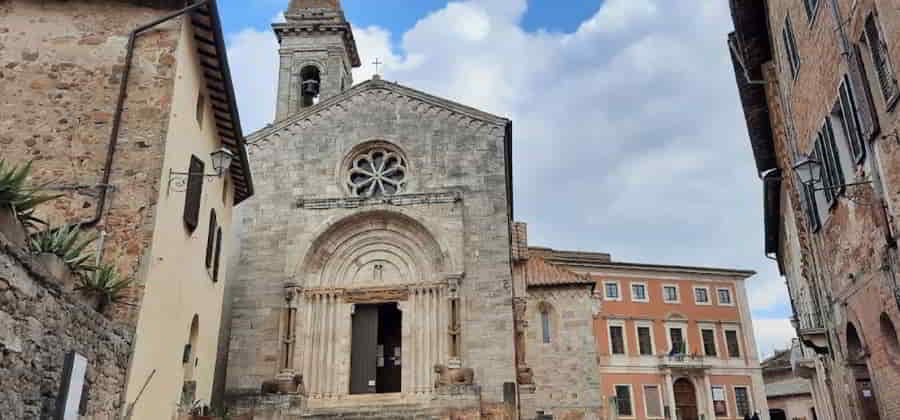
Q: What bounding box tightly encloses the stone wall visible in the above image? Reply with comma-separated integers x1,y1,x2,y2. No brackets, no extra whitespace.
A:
522,286,602,420
226,78,517,408
0,231,132,419
0,0,182,321
756,1,900,419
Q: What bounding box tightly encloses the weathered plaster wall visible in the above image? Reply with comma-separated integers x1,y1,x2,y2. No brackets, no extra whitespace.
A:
762,1,900,418
123,18,236,418
0,236,132,420
0,0,181,321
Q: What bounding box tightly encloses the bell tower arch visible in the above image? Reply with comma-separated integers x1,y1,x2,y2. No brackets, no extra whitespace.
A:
273,0,361,119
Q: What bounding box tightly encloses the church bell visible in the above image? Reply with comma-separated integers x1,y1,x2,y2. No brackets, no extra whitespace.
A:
302,79,320,97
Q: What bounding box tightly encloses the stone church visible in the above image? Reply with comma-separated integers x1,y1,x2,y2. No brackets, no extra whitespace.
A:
222,1,602,418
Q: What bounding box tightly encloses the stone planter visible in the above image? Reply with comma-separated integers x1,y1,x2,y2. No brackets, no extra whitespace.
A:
0,204,27,248
36,253,77,291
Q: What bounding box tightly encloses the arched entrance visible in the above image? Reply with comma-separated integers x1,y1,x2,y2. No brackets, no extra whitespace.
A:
673,378,698,420
847,323,881,420
287,210,456,399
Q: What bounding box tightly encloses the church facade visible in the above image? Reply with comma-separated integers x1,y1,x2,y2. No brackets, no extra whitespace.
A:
222,1,764,419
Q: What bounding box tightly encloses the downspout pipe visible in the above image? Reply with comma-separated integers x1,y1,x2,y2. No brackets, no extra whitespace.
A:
80,0,209,229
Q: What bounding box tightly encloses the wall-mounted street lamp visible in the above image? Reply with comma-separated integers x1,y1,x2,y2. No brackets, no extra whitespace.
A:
792,154,871,191
167,147,234,193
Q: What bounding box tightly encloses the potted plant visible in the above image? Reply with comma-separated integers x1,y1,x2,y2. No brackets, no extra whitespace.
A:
29,224,97,289
75,265,132,313
0,160,57,247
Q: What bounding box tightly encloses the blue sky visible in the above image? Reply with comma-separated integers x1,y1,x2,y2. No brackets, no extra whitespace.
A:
220,0,796,357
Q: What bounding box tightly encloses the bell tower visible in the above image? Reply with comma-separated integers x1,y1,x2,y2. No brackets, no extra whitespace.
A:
273,0,361,120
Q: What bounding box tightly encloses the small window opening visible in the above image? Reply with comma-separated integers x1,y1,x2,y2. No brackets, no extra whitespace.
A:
196,91,205,127
541,309,551,344
300,65,321,108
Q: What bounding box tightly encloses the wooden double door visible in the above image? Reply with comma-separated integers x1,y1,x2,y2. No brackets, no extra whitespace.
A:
673,378,698,420
350,303,402,394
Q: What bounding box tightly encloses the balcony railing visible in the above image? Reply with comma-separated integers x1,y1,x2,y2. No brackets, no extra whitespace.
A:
658,354,708,370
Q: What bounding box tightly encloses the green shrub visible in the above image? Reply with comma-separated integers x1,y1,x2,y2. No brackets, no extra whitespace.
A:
0,160,59,229
29,224,97,273
76,265,132,311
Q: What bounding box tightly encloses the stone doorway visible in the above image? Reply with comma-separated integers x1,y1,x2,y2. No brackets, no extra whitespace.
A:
673,378,698,420
350,303,402,394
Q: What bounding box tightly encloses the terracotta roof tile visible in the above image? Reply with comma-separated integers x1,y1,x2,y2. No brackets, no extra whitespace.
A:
525,256,595,288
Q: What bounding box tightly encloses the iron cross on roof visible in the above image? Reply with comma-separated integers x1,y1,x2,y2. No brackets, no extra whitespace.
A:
373,58,383,75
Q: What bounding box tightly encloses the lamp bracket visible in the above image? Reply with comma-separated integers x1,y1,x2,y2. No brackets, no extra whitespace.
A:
167,168,226,194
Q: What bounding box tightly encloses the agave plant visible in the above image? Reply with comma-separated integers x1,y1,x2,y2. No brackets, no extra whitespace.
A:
0,160,59,229
29,224,97,273
76,265,132,311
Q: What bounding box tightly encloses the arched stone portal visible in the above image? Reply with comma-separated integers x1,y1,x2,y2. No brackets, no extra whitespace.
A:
279,211,460,399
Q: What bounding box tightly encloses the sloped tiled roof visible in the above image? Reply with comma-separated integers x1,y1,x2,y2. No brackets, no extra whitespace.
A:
525,256,595,288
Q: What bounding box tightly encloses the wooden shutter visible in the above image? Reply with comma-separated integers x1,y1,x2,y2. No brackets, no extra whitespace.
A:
726,330,741,357
865,13,899,104
213,227,222,282
183,156,204,232
838,76,867,163
783,17,801,78
638,327,652,355
801,182,822,232
849,44,880,142
822,120,846,205
206,210,217,269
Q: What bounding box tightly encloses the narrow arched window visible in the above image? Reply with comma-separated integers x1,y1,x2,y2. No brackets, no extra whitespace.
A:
541,309,551,344
205,209,217,269
213,227,223,282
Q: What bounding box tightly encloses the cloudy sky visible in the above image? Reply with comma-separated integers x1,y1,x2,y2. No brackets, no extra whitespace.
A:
219,0,796,357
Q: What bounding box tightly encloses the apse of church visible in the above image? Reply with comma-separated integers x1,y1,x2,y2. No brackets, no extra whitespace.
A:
224,0,518,414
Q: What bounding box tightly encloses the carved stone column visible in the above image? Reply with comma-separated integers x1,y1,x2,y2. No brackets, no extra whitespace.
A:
513,297,533,385
446,274,463,369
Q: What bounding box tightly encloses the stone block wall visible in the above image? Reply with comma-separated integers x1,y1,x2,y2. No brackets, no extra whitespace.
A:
0,234,132,419
522,287,602,420
226,79,517,405
0,0,182,321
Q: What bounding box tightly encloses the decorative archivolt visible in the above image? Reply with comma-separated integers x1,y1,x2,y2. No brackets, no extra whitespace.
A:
298,210,449,288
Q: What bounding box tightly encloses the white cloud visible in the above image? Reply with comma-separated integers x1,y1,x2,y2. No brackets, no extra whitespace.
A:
225,0,793,321
753,318,797,359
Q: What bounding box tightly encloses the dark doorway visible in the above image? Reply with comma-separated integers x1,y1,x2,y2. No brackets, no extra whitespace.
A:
769,408,787,420
673,378,698,420
350,303,402,394
847,323,882,420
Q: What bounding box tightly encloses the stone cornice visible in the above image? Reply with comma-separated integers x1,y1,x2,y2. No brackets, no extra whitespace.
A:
295,191,462,210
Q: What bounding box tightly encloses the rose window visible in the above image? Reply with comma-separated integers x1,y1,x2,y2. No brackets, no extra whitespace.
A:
347,149,407,197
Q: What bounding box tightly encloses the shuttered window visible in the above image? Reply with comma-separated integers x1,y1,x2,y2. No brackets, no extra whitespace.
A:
615,385,633,417
864,13,898,106
837,76,867,163
702,329,717,356
850,44,880,141
726,330,741,358
802,0,818,20
801,182,822,232
183,156,204,232
643,385,663,418
610,325,625,355
213,227,223,282
206,210,217,269
783,17,801,78
814,120,846,207
637,326,653,355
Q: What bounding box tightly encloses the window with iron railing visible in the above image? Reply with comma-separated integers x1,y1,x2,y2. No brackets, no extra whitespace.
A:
864,12,898,107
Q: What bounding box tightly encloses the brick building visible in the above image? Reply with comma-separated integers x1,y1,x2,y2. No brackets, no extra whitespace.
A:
729,0,900,419
1,0,252,418
511,224,766,420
